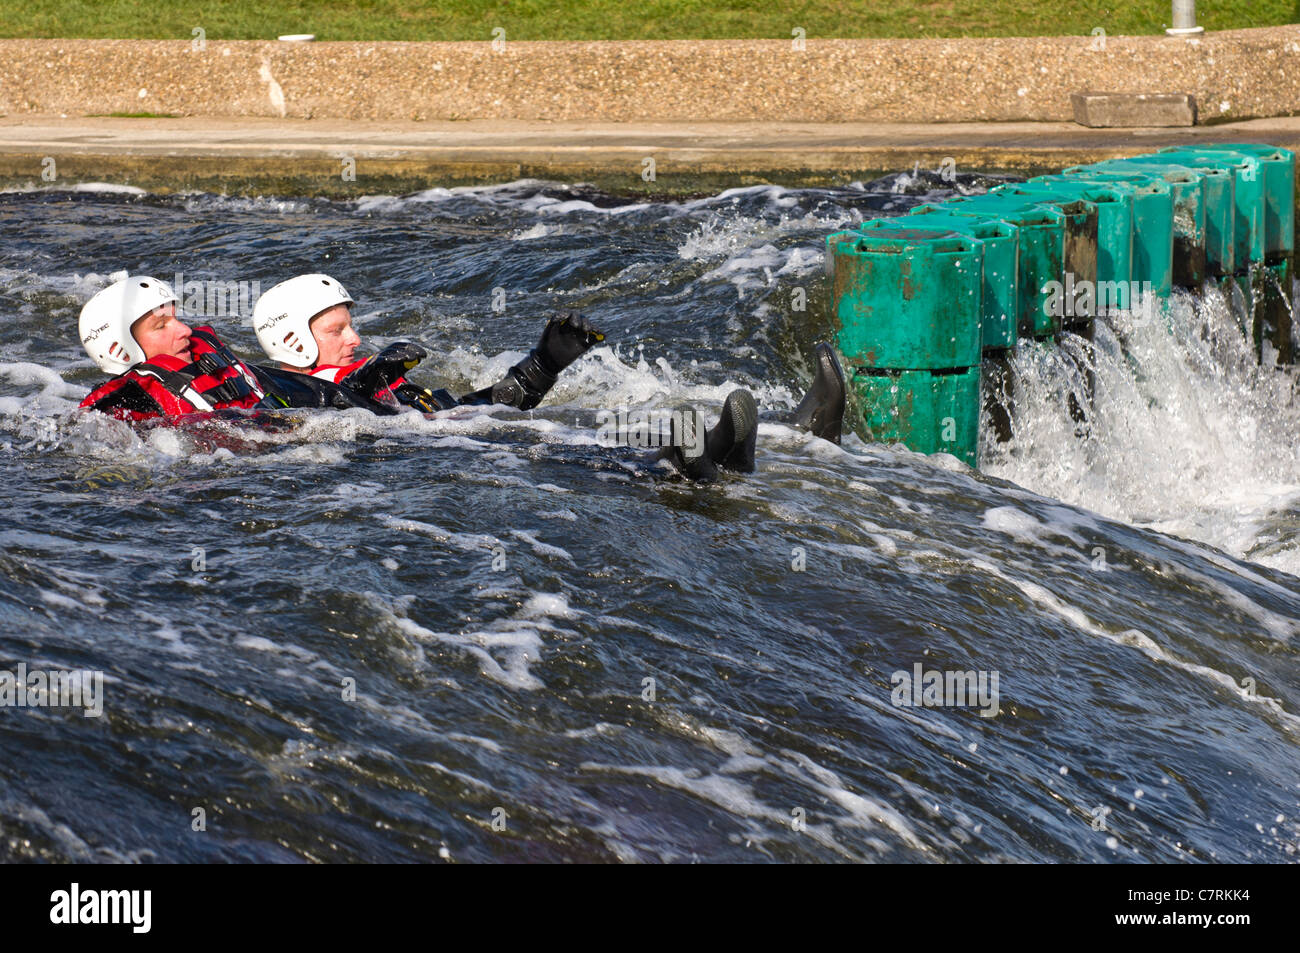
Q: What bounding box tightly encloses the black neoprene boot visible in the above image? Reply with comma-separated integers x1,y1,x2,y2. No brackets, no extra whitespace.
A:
789,343,846,444
664,404,719,482
705,388,758,473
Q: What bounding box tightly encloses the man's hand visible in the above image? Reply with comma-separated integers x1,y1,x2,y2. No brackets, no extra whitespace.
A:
341,341,429,396
455,310,608,411
392,382,458,413
535,310,605,375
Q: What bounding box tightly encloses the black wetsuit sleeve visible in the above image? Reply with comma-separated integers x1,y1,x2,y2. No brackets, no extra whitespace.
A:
249,364,400,416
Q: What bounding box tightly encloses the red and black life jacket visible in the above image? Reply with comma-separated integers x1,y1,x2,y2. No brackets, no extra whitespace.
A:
81,326,269,421
310,358,402,402
310,355,456,413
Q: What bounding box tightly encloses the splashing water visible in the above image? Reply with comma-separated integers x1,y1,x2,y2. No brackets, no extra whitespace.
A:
984,282,1300,575
0,178,1297,863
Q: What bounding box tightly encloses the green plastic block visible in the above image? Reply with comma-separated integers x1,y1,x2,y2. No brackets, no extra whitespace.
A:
852,366,981,466
1159,147,1265,271
992,187,1098,332
1018,178,1133,311
1078,158,1209,286
866,210,1019,350
932,193,1066,339
1205,144,1295,256
1050,168,1174,297
827,228,982,370
1082,156,1230,277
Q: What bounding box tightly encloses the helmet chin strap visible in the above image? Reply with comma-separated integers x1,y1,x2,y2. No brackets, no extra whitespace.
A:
282,360,317,374
304,330,326,371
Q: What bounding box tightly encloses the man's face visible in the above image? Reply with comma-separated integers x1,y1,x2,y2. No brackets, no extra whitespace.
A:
131,303,192,363
309,304,361,367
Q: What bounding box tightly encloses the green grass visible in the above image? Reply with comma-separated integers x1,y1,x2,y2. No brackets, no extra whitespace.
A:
2,0,1296,41
87,111,180,118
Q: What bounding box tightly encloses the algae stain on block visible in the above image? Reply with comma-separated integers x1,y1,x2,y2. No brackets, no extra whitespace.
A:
853,367,980,467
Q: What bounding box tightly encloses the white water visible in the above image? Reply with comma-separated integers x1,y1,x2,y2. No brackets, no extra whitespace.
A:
983,281,1300,576
7,180,1300,579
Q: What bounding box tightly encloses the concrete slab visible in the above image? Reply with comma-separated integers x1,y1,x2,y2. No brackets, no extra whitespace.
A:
3,29,1300,124
1071,92,1197,127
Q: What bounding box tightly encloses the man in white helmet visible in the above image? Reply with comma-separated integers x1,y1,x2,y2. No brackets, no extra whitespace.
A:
251,273,607,415
77,273,846,481
78,275,280,419
251,273,847,480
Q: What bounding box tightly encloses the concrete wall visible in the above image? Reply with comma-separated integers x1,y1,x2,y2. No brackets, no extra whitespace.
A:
2,27,1299,124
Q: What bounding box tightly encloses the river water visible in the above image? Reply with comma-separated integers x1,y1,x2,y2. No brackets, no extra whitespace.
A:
0,174,1297,862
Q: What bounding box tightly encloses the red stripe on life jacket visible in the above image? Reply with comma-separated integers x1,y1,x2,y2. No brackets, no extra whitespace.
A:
311,358,402,403
310,359,368,384
81,326,266,418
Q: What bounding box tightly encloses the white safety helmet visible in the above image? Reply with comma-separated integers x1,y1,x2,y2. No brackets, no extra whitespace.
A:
79,275,179,375
253,273,355,368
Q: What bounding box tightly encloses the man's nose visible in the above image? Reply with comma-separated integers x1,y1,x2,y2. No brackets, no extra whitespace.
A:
345,327,361,346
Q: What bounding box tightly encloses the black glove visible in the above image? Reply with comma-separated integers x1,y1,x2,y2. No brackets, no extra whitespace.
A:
535,310,605,376
485,311,605,410
341,342,429,397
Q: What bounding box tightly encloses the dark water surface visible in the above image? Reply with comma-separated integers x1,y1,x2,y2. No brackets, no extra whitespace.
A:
0,174,1297,862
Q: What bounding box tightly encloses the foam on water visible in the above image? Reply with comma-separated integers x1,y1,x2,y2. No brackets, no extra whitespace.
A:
984,284,1300,572
0,183,147,197
182,194,310,214
4,178,1299,863
0,361,85,401
581,721,930,860
386,601,551,691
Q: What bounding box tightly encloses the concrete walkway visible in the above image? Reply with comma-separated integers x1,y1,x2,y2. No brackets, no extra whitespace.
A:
3,115,1299,195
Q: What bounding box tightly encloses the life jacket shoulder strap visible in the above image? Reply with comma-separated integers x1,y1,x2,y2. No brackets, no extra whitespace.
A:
131,364,217,411
129,332,265,412
189,327,235,361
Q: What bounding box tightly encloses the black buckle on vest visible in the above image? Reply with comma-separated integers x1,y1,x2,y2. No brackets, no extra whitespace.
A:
191,343,257,405
205,375,254,404
195,352,227,377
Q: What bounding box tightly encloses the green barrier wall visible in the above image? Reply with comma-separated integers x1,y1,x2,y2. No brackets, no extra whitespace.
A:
1017,179,1133,311
1159,147,1265,269
827,143,1297,467
853,367,982,467
936,194,1066,339
828,229,982,370
1081,160,1208,287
